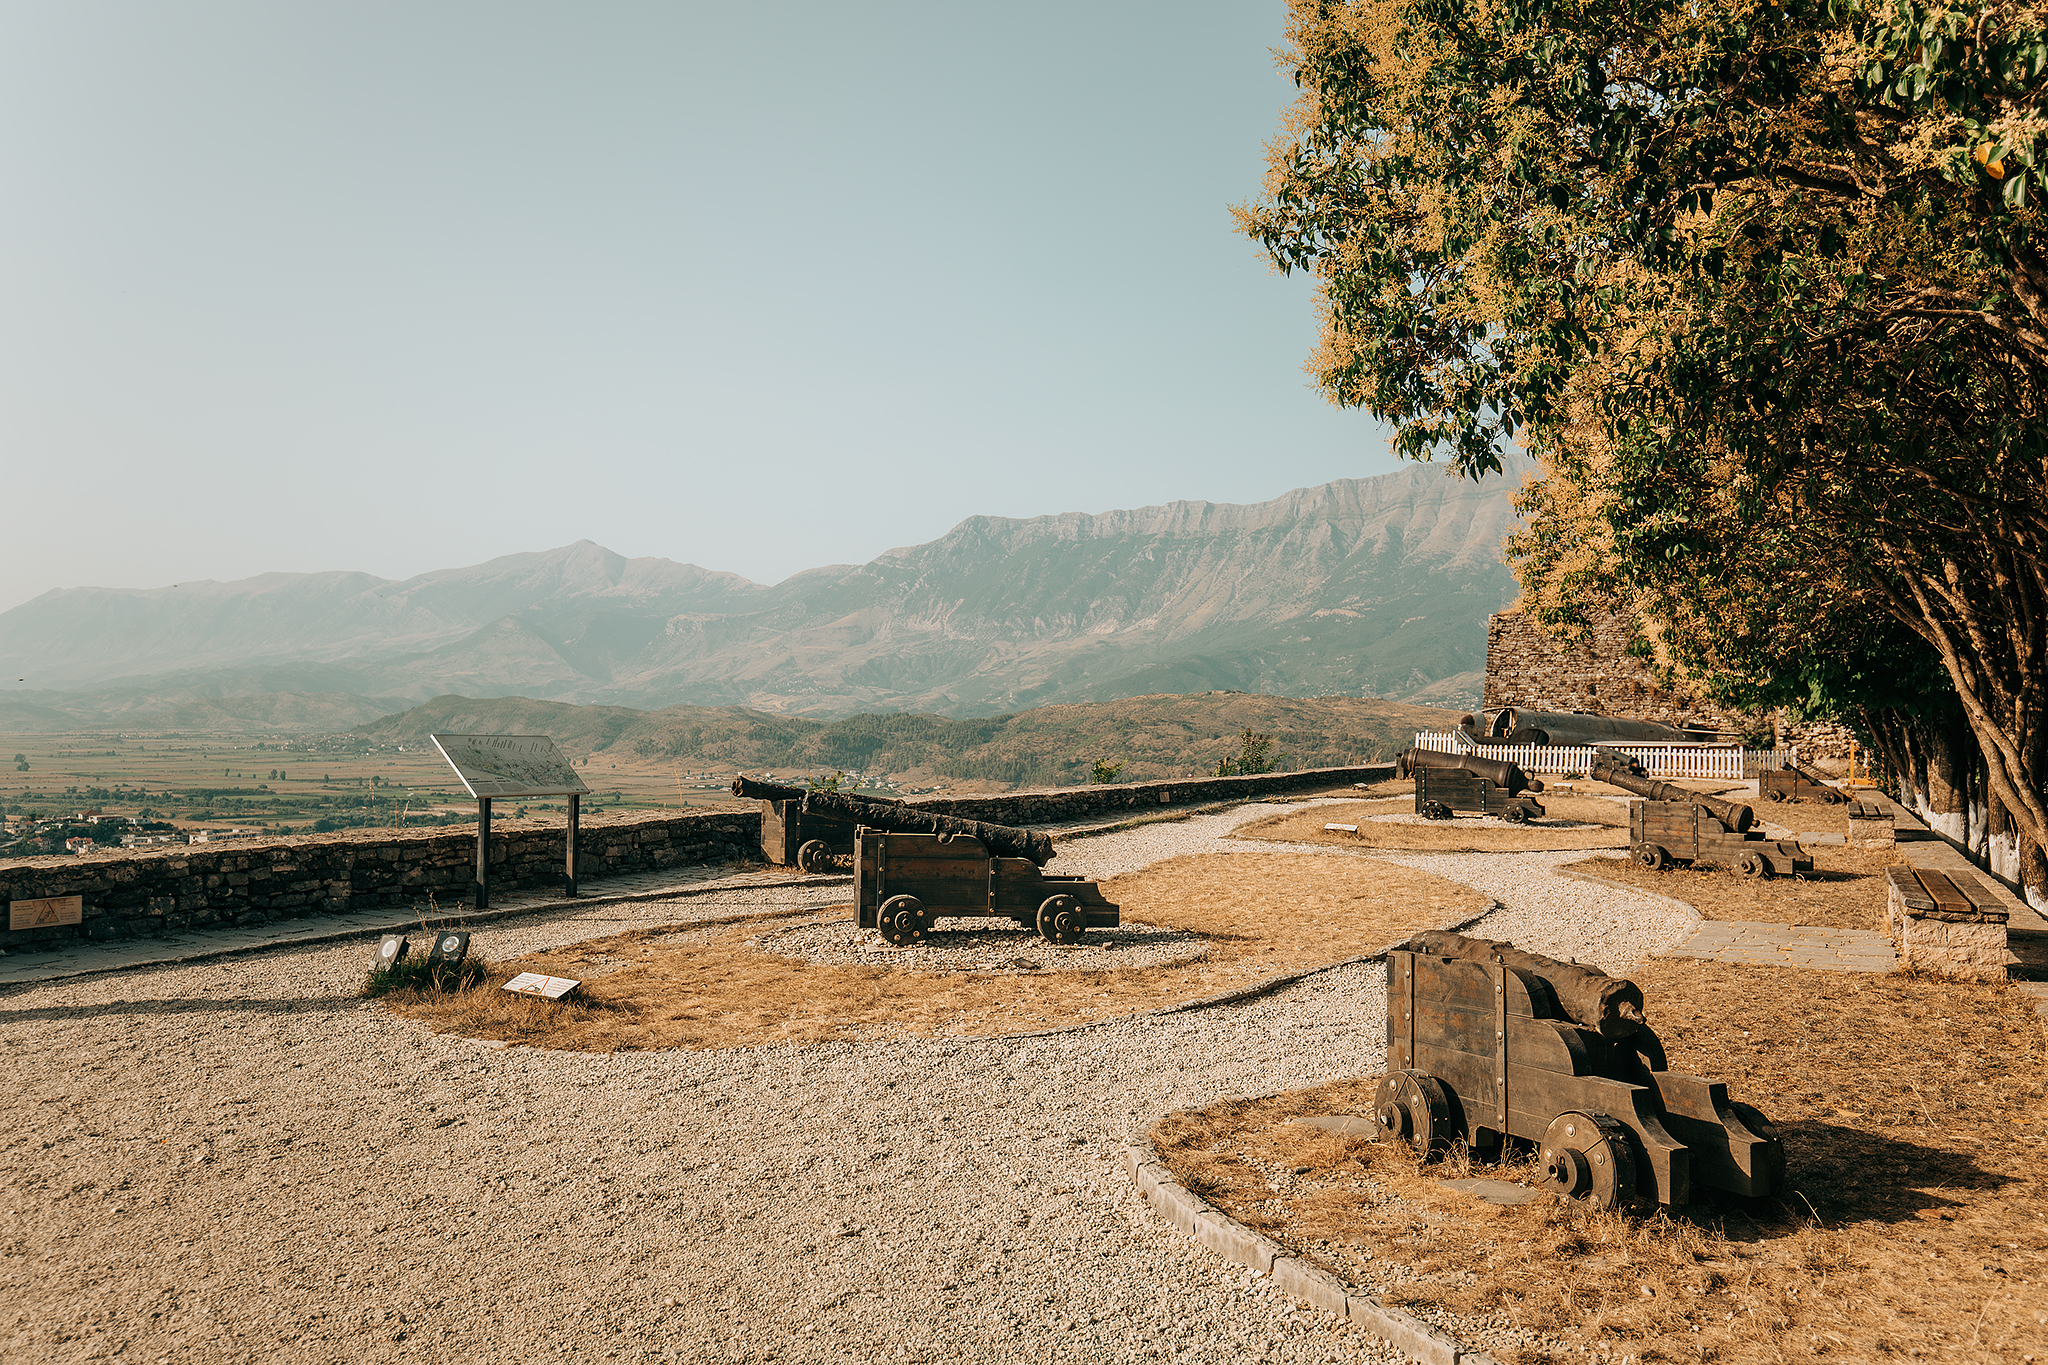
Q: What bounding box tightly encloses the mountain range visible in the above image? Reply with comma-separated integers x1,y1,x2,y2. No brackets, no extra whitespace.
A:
0,461,1522,728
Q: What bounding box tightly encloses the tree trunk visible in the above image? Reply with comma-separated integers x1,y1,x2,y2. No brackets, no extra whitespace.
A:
1920,710,1971,845
1988,792,2021,883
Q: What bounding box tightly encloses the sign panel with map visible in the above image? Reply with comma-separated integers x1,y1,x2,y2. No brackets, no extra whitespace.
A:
429,733,590,799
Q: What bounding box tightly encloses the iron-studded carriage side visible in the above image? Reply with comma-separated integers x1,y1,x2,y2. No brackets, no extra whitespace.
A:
855,829,1120,946
735,776,859,873
1376,933,1783,1208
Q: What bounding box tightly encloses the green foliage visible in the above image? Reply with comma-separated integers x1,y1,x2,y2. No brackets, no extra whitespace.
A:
806,770,846,792
1241,0,2048,853
1088,759,1125,784
1214,729,1277,777
362,952,489,998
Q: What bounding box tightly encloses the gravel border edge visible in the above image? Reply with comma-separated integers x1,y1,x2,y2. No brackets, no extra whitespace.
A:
1548,865,1706,939
1122,1134,1501,1365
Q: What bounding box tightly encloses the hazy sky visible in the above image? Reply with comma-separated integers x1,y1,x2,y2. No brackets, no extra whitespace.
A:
0,1,1405,612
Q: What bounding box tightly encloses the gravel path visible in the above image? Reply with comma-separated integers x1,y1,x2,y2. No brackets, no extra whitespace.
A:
1,802,1695,1365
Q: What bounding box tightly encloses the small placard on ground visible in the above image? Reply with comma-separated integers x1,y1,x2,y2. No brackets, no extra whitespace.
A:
430,733,590,799
502,972,581,1000
1324,823,1359,833
10,895,83,930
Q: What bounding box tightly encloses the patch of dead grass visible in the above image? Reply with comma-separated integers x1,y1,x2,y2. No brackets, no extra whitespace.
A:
1563,846,1894,929
1236,798,1629,853
386,853,1488,1051
1152,961,2048,1364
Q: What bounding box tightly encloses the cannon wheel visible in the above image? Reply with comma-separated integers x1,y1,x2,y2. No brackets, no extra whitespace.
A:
1539,1112,1639,1210
1634,844,1669,871
1499,806,1530,825
1037,895,1086,945
1737,851,1771,880
1420,801,1455,821
795,839,832,875
877,895,930,946
1372,1070,1453,1161
1764,787,1787,802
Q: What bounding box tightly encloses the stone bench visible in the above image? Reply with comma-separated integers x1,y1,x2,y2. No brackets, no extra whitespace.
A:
1848,798,1896,850
1886,866,2009,981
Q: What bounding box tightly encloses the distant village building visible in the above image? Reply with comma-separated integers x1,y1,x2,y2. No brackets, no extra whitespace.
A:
63,836,96,854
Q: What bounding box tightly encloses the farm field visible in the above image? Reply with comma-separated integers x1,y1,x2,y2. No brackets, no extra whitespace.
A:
0,730,746,841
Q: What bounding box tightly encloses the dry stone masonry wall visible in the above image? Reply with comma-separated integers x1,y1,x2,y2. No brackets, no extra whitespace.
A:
1,765,1391,951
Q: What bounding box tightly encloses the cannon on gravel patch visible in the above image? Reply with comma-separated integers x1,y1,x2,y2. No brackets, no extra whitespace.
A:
1757,762,1849,805
1398,748,1546,822
854,828,1118,946
1376,931,1784,1208
733,777,1055,875
1589,755,1810,879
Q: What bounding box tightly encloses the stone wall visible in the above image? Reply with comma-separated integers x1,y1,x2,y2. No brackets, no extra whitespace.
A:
1,765,1392,951
1483,609,1860,759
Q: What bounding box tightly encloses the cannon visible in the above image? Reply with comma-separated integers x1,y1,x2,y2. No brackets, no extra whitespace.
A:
733,777,1055,874
1482,708,1727,747
1398,748,1546,822
855,828,1117,946
1589,757,1809,878
1758,761,1848,805
1377,931,1784,1208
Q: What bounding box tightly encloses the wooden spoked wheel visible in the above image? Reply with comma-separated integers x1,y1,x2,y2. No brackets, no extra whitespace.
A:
1372,1069,1453,1161
1737,851,1771,880
876,894,930,946
1634,845,1669,871
1539,1112,1639,1209
795,839,832,874
1036,895,1086,945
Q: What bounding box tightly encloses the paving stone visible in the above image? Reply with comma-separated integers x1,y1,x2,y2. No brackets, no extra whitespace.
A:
1439,1178,1540,1206
1658,920,1897,973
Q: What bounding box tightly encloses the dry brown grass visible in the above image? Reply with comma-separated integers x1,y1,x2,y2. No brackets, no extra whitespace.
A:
1153,960,2048,1364
1562,846,1894,930
385,853,1488,1051
1236,797,1630,853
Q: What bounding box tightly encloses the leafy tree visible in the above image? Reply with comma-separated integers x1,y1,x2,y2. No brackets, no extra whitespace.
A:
1214,730,1277,777
1240,0,2048,898
1089,759,1126,784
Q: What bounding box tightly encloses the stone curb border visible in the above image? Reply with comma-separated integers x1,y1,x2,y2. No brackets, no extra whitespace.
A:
1123,1134,1501,1365
0,873,853,990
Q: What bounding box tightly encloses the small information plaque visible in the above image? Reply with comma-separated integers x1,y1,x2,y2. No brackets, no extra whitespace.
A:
502,972,581,1000
10,895,83,930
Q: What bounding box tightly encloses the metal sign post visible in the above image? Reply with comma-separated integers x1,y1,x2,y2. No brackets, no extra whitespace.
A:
429,734,591,910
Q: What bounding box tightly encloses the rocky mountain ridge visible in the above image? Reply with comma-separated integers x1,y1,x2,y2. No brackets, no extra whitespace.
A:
0,461,1521,720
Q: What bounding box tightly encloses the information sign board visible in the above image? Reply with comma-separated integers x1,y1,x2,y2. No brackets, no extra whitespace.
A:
502,972,581,1000
429,734,589,799
10,895,83,930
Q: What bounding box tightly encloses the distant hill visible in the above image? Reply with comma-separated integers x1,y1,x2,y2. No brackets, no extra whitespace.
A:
356,691,1465,787
0,461,1522,719
0,687,409,734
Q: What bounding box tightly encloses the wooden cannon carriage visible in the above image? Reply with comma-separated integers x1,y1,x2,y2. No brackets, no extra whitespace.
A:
1377,932,1784,1208
1590,755,1810,879
1400,749,1546,823
856,829,1120,945
1758,762,1849,805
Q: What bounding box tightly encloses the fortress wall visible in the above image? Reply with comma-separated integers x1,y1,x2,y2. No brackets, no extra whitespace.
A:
1,764,1394,950
1483,610,1860,759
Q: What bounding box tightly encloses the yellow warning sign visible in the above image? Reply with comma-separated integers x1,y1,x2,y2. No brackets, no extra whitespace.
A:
9,895,83,930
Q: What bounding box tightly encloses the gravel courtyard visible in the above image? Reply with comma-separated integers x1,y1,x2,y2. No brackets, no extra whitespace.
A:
3,802,1677,1365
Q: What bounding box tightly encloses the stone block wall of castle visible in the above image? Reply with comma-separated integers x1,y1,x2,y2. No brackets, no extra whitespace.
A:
1483,610,1860,759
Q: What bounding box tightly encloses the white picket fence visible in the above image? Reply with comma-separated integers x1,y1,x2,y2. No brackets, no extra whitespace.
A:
1412,731,1797,781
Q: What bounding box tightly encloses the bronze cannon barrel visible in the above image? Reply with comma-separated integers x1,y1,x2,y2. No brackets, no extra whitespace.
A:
1591,757,1754,834
729,776,1056,865
1397,747,1544,796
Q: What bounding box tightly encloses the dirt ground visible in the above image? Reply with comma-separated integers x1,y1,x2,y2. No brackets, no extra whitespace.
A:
386,853,1490,1050
1152,960,2048,1364
1235,798,1630,854
1562,846,1894,930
